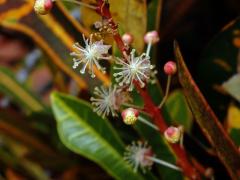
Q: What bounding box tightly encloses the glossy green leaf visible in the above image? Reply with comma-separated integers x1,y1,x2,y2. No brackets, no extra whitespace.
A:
0,67,45,113
51,92,144,180
165,90,193,132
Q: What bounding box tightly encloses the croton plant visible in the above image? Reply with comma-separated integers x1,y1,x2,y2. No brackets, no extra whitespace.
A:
0,0,240,179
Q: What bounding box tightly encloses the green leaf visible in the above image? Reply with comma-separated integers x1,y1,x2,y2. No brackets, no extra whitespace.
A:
51,92,144,180
0,67,45,113
165,90,193,132
147,0,162,31
174,40,240,179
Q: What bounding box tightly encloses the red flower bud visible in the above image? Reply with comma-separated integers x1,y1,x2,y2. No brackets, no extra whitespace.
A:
164,61,177,75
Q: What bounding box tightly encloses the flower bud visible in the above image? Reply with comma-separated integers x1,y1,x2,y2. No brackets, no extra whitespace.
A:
122,33,134,45
144,31,160,44
164,126,182,143
34,0,53,15
121,108,139,125
164,61,177,75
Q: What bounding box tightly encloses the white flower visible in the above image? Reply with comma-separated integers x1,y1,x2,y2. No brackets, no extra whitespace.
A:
90,85,130,117
124,141,154,172
113,49,153,91
70,34,111,78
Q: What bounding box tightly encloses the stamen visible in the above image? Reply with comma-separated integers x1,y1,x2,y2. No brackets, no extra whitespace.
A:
146,156,182,171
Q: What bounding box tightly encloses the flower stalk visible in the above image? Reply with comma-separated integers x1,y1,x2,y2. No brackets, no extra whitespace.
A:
158,75,171,108
95,1,201,179
146,156,182,171
138,116,159,131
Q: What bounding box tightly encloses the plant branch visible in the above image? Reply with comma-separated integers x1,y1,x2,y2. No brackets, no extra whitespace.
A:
95,1,201,179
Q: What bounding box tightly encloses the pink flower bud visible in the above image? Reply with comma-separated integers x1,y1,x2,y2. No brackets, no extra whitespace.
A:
122,33,134,45
164,61,177,75
144,31,160,44
34,0,53,15
121,108,139,125
164,126,182,143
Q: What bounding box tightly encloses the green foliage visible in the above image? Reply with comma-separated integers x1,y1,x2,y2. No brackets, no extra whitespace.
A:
1,0,240,179
51,92,145,180
165,90,193,132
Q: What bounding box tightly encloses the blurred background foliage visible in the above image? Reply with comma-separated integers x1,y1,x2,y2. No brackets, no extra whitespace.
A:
0,0,240,179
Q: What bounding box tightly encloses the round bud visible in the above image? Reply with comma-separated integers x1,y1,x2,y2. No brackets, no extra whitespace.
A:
121,108,139,125
144,31,160,44
164,61,177,75
122,33,134,45
34,0,53,15
164,126,182,143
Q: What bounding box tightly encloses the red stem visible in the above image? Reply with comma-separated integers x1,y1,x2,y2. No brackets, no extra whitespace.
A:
96,1,201,179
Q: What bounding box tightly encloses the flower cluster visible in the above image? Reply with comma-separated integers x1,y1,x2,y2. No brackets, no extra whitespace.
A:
33,1,199,178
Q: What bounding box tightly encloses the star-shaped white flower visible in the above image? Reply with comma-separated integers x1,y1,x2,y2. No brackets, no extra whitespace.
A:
70,34,111,78
113,49,153,91
90,85,131,117
124,141,154,173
